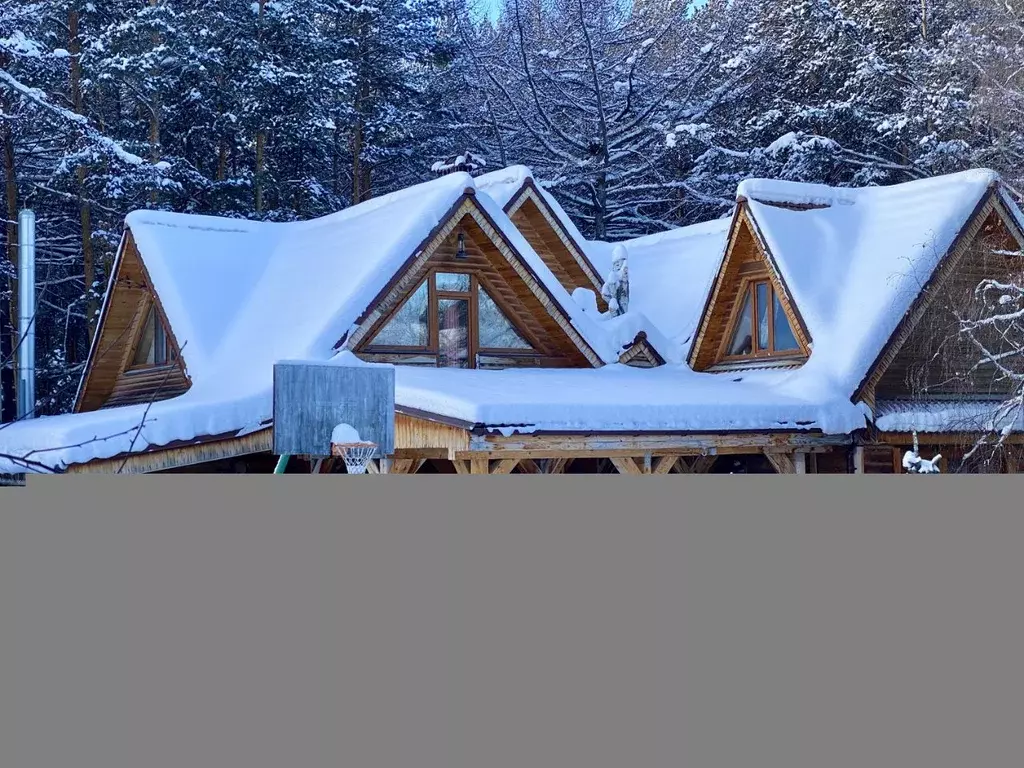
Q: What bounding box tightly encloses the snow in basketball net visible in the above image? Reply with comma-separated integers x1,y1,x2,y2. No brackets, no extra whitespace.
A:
331,423,378,474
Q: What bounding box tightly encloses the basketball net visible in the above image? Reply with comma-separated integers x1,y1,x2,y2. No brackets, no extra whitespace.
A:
332,442,379,474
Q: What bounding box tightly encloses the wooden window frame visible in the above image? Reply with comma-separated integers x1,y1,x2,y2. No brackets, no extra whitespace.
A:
125,299,175,374
363,268,540,368
718,275,803,364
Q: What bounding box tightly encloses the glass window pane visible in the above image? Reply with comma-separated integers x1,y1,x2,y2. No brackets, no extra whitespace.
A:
727,289,754,356
154,317,168,365
435,272,471,293
477,287,532,349
369,280,430,347
133,307,156,366
756,282,769,350
773,293,800,352
438,298,471,368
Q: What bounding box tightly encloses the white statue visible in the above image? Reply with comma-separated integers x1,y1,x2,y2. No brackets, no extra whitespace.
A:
601,245,630,317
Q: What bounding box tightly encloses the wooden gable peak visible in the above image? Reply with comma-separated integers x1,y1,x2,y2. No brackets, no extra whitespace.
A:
856,184,1024,405
688,204,811,372
74,230,190,413
345,194,604,369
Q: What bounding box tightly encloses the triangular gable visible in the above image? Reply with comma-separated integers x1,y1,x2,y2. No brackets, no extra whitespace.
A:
504,180,607,302
618,332,665,368
346,192,604,368
74,232,190,412
688,204,811,371
859,184,1024,404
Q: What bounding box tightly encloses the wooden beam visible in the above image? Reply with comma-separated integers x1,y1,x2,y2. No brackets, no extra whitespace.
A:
676,455,716,474
389,459,424,475
609,457,643,475
517,459,542,474
764,451,797,474
470,457,489,475
690,456,717,474
452,460,471,475
544,458,571,474
875,431,1024,446
490,459,520,474
652,455,679,474
468,432,849,454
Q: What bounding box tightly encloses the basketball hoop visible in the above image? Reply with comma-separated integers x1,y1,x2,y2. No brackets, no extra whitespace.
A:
331,441,379,474
330,423,378,474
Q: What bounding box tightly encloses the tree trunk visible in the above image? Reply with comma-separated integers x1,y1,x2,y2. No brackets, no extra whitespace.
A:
255,131,266,212
255,0,267,213
69,10,97,341
1,119,18,421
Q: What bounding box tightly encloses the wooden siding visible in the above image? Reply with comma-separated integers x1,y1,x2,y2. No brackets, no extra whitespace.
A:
690,208,810,371
875,208,1024,398
66,427,273,474
75,232,190,412
619,333,664,368
507,191,607,310
352,197,597,368
860,440,1012,474
395,413,469,452
104,366,190,408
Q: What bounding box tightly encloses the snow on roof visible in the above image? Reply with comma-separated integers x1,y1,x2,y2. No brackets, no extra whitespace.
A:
608,218,732,359
874,398,1024,434
743,169,1000,401
131,172,473,389
0,171,674,472
474,165,534,208
393,364,866,434
470,189,677,364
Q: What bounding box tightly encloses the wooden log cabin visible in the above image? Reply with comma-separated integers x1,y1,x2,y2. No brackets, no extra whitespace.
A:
1,167,1022,475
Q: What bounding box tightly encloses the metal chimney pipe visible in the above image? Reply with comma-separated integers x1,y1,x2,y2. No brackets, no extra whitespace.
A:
17,209,36,420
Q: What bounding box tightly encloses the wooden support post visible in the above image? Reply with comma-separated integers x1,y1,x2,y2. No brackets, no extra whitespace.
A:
517,459,542,474
853,446,865,474
470,457,489,475
490,459,520,474
452,460,471,475
690,455,717,474
610,457,644,475
794,452,807,475
389,459,424,475
652,455,679,474
545,458,571,474
642,453,653,474
764,451,797,474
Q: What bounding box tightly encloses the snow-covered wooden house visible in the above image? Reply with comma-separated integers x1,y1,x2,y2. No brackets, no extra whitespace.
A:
1,167,1022,474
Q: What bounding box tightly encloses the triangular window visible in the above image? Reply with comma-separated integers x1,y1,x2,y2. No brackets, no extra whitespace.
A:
368,279,430,348
131,305,174,368
364,271,536,366
723,279,801,360
478,286,532,350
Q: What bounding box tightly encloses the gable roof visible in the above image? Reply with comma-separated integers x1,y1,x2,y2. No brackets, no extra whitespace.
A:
0,171,677,472
720,170,1014,403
